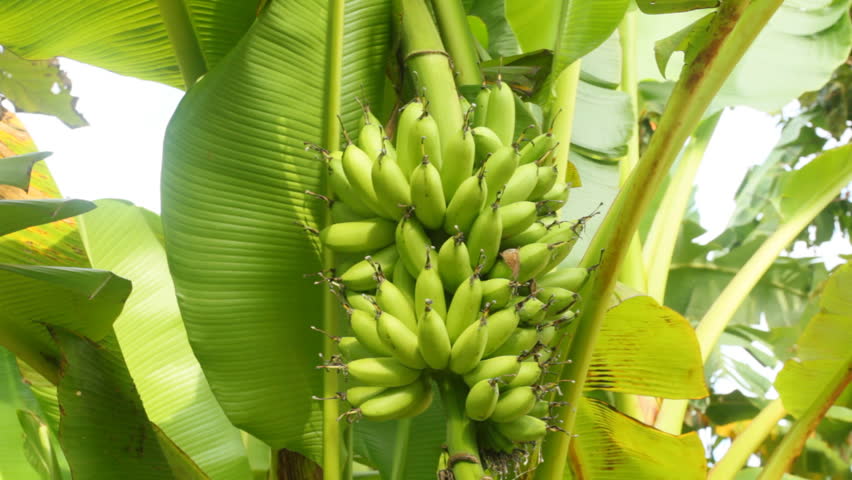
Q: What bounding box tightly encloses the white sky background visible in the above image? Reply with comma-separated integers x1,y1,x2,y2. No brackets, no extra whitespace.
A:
12,59,852,266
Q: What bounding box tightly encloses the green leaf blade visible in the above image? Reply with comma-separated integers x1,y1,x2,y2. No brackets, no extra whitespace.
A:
0,199,96,237
0,152,52,190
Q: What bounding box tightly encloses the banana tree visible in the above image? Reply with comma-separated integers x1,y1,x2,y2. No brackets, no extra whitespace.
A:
1,0,851,479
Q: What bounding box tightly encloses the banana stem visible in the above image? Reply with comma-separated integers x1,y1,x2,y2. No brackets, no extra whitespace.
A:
430,0,482,86
438,377,486,480
400,0,464,142
155,0,207,89
534,2,784,478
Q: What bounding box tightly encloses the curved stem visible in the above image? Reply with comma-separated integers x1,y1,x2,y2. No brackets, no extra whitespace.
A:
438,377,486,480
155,0,207,88
431,0,482,86
534,2,784,478
709,398,786,480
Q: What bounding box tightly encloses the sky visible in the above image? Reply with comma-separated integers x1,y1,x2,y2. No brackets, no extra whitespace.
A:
12,59,850,268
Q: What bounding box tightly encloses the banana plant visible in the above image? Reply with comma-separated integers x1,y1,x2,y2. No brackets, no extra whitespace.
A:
0,0,851,479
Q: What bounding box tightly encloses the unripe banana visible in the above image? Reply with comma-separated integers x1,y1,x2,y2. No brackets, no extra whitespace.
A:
537,267,590,292
481,278,515,310
396,101,425,178
371,153,411,220
472,126,503,166
494,415,547,442
463,355,521,387
465,378,500,421
485,80,516,145
506,362,542,388
443,173,487,235
482,146,519,204
330,199,365,223
487,327,538,358
359,120,385,162
399,378,435,418
377,310,426,369
410,157,446,230
359,378,427,421
346,293,375,313
437,233,473,293
395,216,431,278
501,222,547,249
449,314,489,375
320,218,394,253
342,144,385,217
491,386,537,423
338,336,373,360
499,201,538,239
415,251,446,320
538,323,560,347
339,246,398,291
347,357,421,387
346,385,387,407
350,309,394,357
441,128,475,201
467,202,502,273
535,287,577,314
539,221,584,272
501,162,539,205
518,133,555,165
327,153,374,217
483,307,521,355
376,278,417,332
540,182,570,205
488,243,552,282
516,296,548,325
417,302,452,370
528,400,550,418
446,274,483,341
529,165,558,201
391,258,416,305
473,87,491,128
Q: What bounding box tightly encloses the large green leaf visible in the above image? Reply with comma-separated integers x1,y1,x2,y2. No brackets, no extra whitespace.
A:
161,0,392,456
587,295,708,399
0,49,86,128
0,199,95,236
0,347,41,480
0,0,256,88
77,200,251,480
0,152,51,190
572,397,707,479
571,81,634,160
465,0,523,58
775,263,852,418
636,1,852,112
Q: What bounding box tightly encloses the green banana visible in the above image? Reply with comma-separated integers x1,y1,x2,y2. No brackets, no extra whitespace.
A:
467,201,503,273
443,172,487,235
410,156,446,230
540,182,570,206
359,378,427,421
529,164,558,201
346,385,387,407
486,327,538,358
437,233,473,294
535,287,577,314
481,278,515,310
499,201,538,239
391,259,416,305
537,267,590,292
483,306,521,355
465,378,500,421
320,218,396,253
506,362,542,388
516,296,548,325
472,126,504,167
396,100,425,178
473,86,491,128
445,274,483,341
518,132,555,165
347,357,421,387
398,378,435,418
371,153,411,220
375,277,417,332
463,355,521,387
501,162,538,205
329,199,365,224
358,118,385,161
338,336,373,360
417,301,452,370
395,215,431,278
441,127,475,201
491,386,537,423
494,415,547,443
376,311,426,369
501,222,547,249
482,146,519,204
326,152,374,217
488,243,552,282
346,292,375,313
339,246,398,291
528,400,550,419
449,313,489,375
414,250,446,320
341,144,384,216
349,308,393,357
485,80,516,145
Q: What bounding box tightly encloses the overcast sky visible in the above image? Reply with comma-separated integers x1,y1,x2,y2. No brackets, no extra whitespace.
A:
12,59,852,267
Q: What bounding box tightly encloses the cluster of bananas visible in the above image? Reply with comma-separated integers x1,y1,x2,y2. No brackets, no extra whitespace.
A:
314,81,589,452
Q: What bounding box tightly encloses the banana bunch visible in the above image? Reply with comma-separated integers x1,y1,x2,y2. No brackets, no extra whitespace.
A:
313,81,591,453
